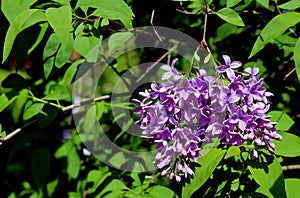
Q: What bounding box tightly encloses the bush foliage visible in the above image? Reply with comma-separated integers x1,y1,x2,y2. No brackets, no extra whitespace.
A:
0,0,300,197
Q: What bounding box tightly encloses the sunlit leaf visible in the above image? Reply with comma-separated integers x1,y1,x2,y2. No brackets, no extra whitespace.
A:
279,0,300,10
2,9,46,63
11,89,29,124
0,93,20,112
1,0,37,23
23,103,44,120
147,186,176,198
55,34,74,68
294,38,300,83
45,5,72,48
285,178,300,198
248,155,285,198
28,23,49,55
268,111,295,131
182,148,226,198
53,0,70,5
273,131,300,157
43,33,60,79
73,36,102,57
86,168,111,192
215,8,245,26
224,146,241,159
47,179,59,197
76,0,134,29
55,141,81,179
42,84,71,101
98,179,129,197
256,0,269,8
249,12,300,58
59,59,84,86
226,0,242,7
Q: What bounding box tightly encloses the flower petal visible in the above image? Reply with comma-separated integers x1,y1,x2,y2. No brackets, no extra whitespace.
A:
222,55,231,65
230,61,242,68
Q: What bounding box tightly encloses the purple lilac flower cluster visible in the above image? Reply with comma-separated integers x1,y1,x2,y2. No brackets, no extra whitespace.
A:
133,55,281,182
216,55,282,159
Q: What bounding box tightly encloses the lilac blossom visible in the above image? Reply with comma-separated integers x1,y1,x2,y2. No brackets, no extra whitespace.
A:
133,55,281,182
216,55,242,80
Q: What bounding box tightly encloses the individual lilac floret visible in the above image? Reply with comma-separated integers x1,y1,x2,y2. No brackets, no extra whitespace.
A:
216,55,242,80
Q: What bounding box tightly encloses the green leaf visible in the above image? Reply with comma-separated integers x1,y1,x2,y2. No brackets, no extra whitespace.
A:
83,106,97,133
66,145,81,179
47,179,59,197
45,5,72,48
2,9,46,63
249,12,300,58
108,32,134,55
44,57,55,79
59,59,84,86
215,23,241,42
241,192,268,198
43,33,61,59
43,33,61,79
23,103,44,120
215,8,245,26
42,84,71,101
98,179,129,197
0,93,19,112
226,0,242,7
86,169,111,192
76,0,134,29
294,38,300,83
248,156,285,198
55,34,74,68
31,147,50,189
0,123,6,138
279,0,300,10
1,0,37,23
268,111,295,131
182,148,226,198
11,89,29,124
55,141,81,179
256,0,269,8
273,131,300,157
285,178,300,198
147,186,176,198
73,36,102,57
55,141,72,158
224,146,241,159
53,0,70,5
28,23,49,55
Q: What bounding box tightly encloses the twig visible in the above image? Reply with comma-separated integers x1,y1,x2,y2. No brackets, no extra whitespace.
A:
61,95,110,111
0,95,111,145
283,68,296,81
0,119,37,145
136,44,178,83
282,164,300,171
176,1,195,15
150,10,164,44
200,5,210,52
